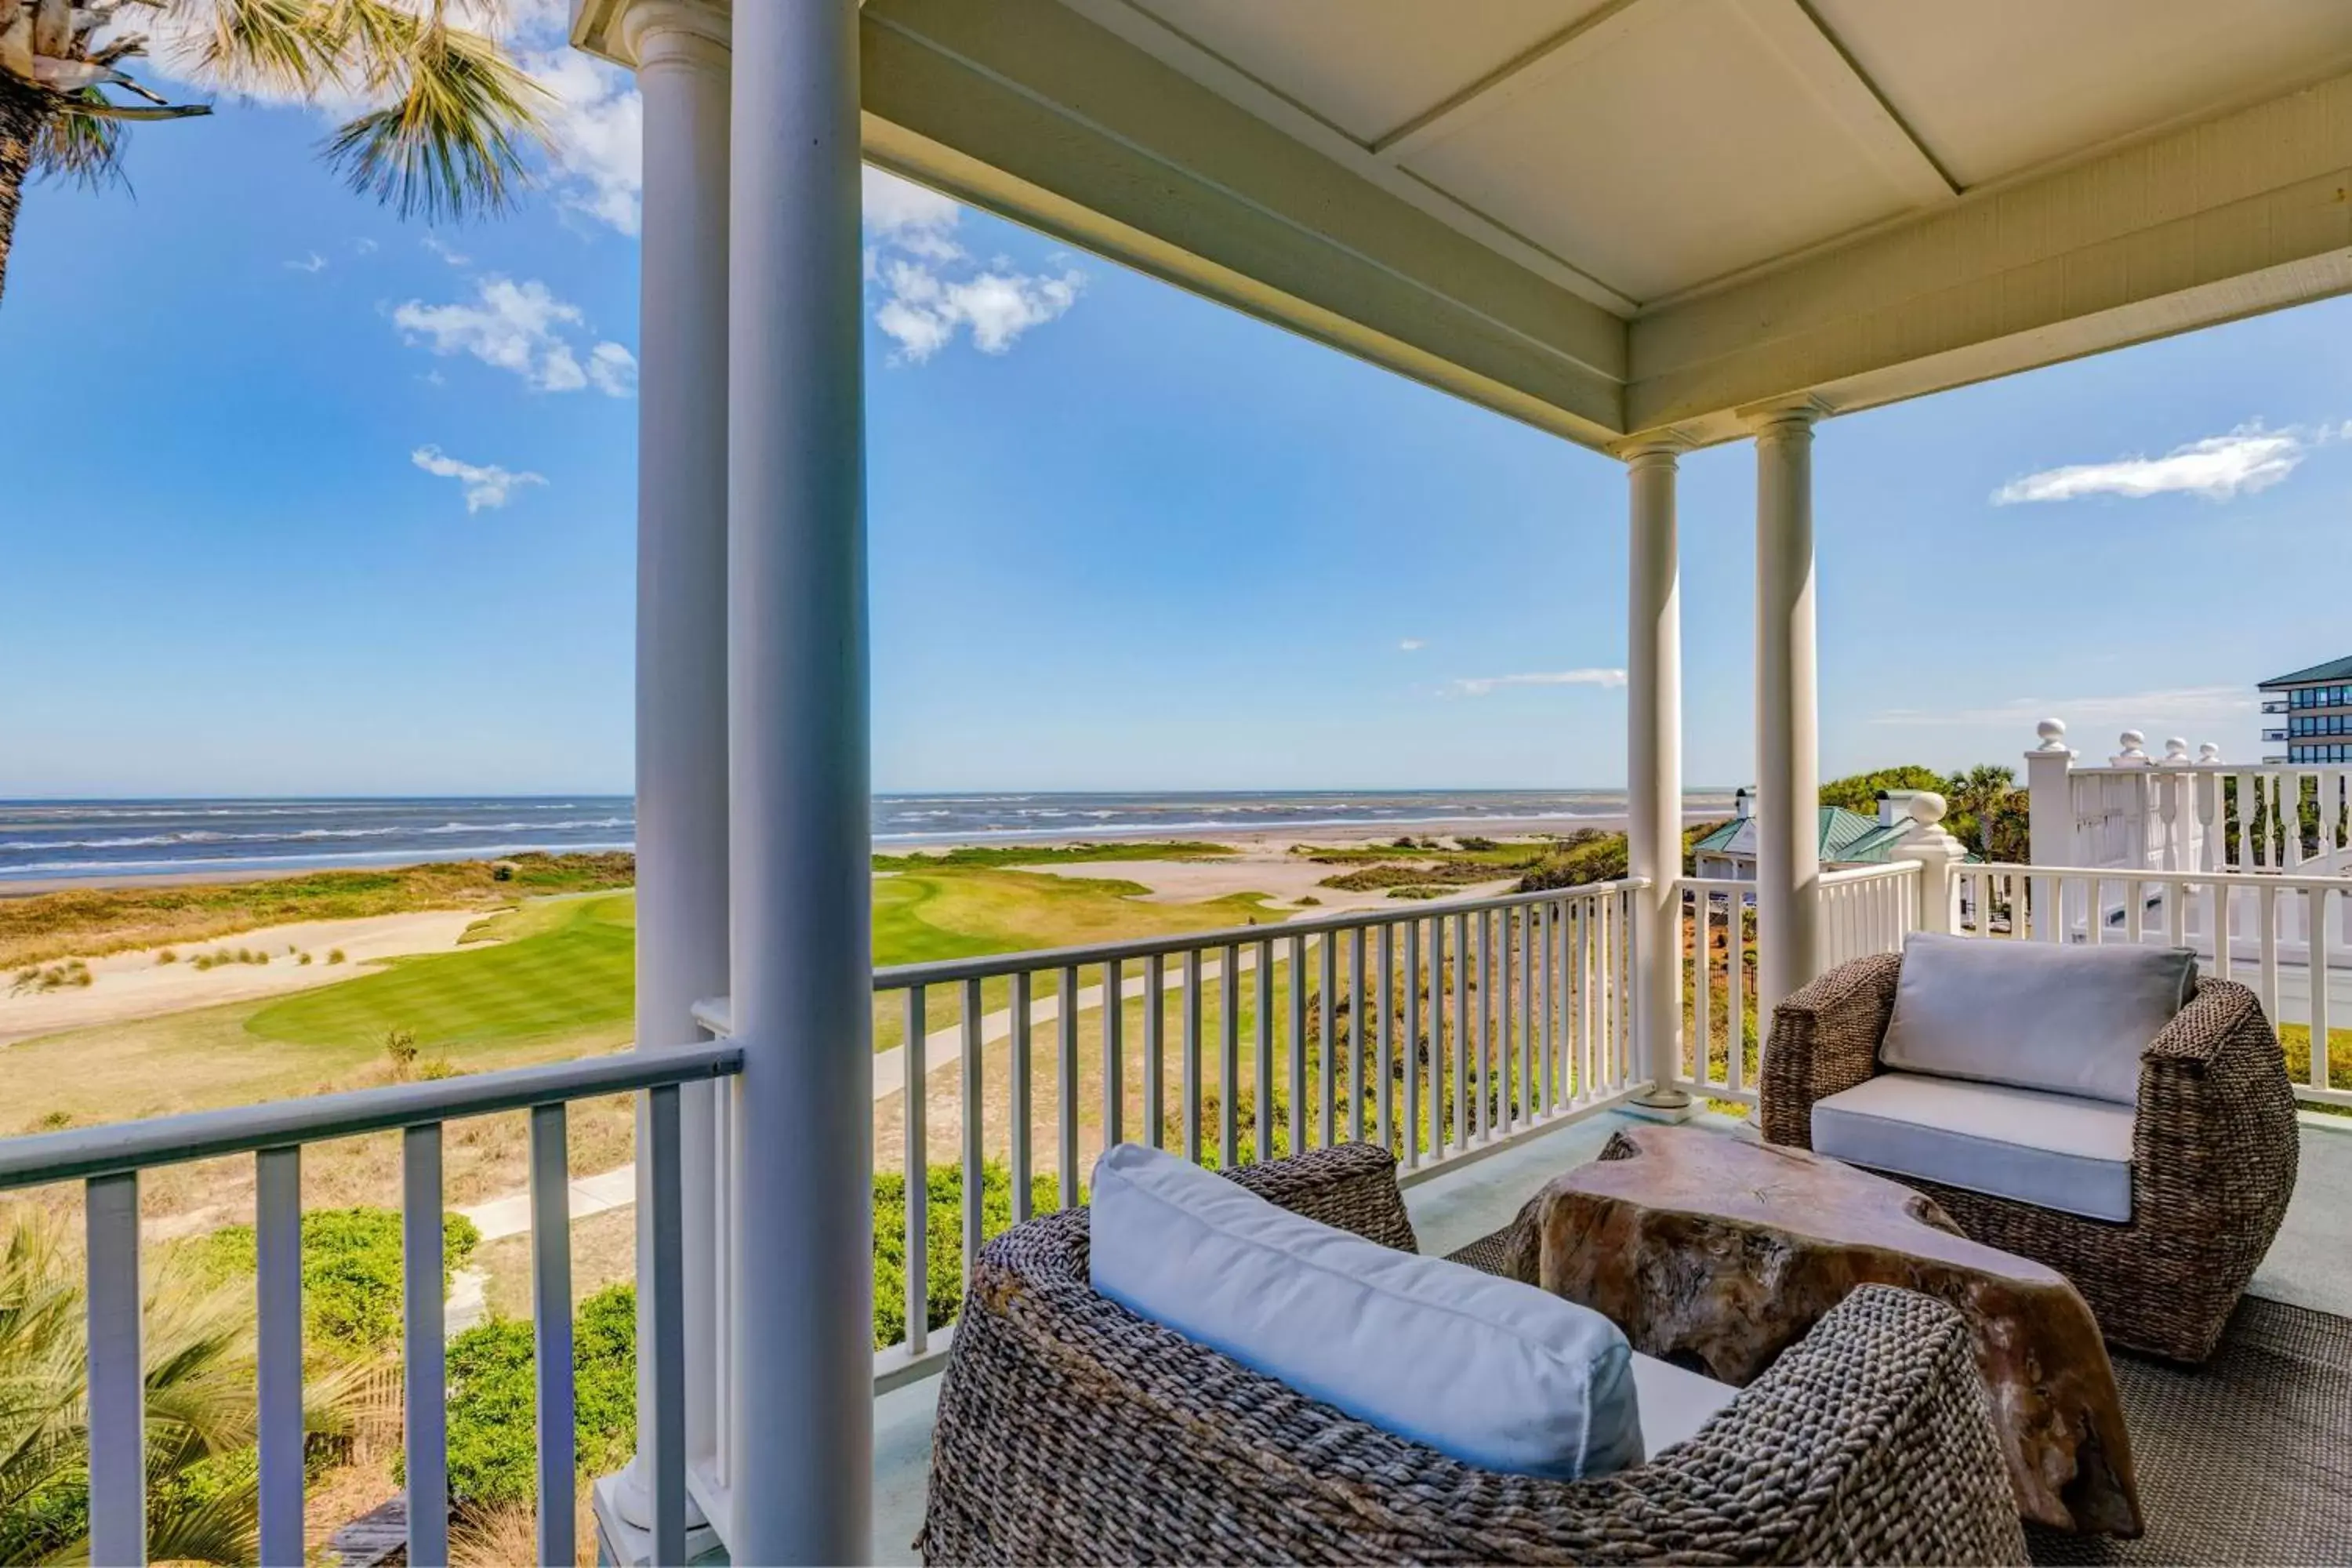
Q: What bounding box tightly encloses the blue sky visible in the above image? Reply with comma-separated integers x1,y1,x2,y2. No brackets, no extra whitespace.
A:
5,24,2350,798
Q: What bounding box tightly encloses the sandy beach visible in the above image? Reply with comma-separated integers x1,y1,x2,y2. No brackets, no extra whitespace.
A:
0,907,483,1047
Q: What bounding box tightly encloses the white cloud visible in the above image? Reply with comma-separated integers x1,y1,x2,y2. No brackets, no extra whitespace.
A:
391,276,634,397
423,234,471,266
1398,638,1426,652
353,238,379,255
412,445,546,513
1872,685,2256,728
1993,425,2310,503
520,45,644,234
1450,668,1627,697
863,168,1083,362
285,252,328,274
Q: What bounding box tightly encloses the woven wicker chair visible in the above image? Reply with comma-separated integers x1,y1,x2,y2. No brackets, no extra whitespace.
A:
920,1143,2027,1566
1761,952,2299,1363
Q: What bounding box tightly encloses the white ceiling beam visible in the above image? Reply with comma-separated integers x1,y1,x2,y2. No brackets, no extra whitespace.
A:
1368,0,1653,168
1627,65,2352,441
862,0,1633,444
1057,0,1637,314
1737,0,1958,207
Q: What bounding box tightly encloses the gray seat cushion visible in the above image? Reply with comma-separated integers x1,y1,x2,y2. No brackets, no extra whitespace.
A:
1812,1071,2136,1222
1880,931,2195,1105
1628,1352,1736,1454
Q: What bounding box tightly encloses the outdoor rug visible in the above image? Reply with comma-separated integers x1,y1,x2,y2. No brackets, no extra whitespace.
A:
1445,1227,2352,1564
2025,1294,2352,1565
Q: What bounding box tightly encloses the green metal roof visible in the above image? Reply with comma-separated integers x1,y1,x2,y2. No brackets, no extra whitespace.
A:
1690,805,1971,865
2259,655,2352,688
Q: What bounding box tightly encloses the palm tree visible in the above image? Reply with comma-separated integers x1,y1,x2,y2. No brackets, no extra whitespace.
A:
1944,762,2018,859
0,1214,361,1563
0,0,547,303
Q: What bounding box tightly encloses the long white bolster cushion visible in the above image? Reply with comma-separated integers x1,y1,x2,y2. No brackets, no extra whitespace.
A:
1089,1142,1644,1479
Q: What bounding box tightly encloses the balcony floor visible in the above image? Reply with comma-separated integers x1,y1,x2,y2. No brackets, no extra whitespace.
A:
866,1108,2352,1564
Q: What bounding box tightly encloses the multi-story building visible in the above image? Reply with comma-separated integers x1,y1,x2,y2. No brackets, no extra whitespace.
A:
2260,656,2352,764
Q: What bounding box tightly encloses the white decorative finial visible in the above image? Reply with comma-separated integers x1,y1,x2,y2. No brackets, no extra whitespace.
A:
1906,790,1947,826
2113,730,2150,765
2162,737,2190,763
2198,742,2223,764
2034,718,2068,752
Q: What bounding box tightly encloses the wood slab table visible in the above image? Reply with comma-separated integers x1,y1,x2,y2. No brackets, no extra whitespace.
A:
1505,1124,2141,1537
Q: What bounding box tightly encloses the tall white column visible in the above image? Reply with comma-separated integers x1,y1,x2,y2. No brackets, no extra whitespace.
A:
1748,400,1827,1014
614,0,731,1547
727,2,872,1563
1618,437,1691,1112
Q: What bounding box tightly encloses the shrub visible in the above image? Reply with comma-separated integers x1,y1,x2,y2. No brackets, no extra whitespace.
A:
443,1283,639,1513
184,1207,479,1356
157,949,177,965
873,1162,1061,1350
298,952,313,966
327,949,347,964
383,1028,419,1077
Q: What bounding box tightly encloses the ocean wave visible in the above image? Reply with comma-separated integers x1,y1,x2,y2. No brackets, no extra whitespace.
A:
2,840,637,879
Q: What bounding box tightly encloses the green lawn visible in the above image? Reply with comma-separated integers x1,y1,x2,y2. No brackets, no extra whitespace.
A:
245,892,639,1054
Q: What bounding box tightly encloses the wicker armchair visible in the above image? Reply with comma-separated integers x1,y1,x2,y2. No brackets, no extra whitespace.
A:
921,1143,2027,1566
1762,952,2299,1363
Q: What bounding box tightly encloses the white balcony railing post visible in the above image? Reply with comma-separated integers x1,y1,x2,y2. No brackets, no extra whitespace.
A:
1886,792,1966,935
2025,719,2076,939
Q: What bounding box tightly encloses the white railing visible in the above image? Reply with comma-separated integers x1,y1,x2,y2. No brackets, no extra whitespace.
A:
1675,863,1918,1106
0,1045,742,1568
691,879,1647,1398
2042,730,2352,880
1678,877,1755,1104
1818,862,1922,969
1952,862,2350,1109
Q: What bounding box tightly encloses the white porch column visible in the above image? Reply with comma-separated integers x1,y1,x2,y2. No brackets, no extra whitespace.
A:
727,2,872,1563
609,0,731,1552
1748,399,1827,1014
1617,437,1691,1112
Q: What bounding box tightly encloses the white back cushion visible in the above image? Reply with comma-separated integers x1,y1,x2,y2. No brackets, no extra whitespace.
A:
1089,1143,1642,1479
1880,932,2195,1105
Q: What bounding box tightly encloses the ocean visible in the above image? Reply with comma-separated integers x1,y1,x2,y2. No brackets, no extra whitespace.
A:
0,789,1741,885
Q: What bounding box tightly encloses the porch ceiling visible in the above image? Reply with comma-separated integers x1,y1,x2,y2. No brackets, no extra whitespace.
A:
579,0,2352,450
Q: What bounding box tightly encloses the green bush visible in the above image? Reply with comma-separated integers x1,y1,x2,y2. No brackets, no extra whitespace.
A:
873,1162,1061,1349
445,1283,638,1512
184,1207,480,1356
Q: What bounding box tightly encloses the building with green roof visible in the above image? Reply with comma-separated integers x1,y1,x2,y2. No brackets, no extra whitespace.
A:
1690,789,1955,880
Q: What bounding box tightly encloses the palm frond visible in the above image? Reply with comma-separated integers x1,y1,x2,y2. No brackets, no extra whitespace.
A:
196,0,338,96
322,3,546,223
30,86,128,188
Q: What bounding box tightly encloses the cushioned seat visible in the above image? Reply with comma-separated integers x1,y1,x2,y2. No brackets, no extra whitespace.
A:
1812,1071,2136,1223
1628,1353,1737,1454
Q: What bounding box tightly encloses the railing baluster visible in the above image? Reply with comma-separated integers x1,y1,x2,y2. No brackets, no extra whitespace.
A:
961,978,984,1272
1257,938,1277,1161
1059,964,1080,1209
1402,920,1421,1167
1319,933,1338,1149
1377,924,1396,1150
1288,935,1308,1156
1103,958,1124,1152
1011,971,1034,1222
528,1106,577,1567
1511,908,1527,1131
2259,886,2281,1025
1221,943,1240,1170
403,1123,448,1568
1347,926,1365,1145
1145,953,1166,1151
1451,912,1469,1152
1537,904,1554,1112
1427,916,1445,1160
86,1171,145,1568
1692,891,1711,1092
256,1145,304,1566
902,987,928,1358
1185,949,1205,1164
648,1083,688,1567
2314,889,2333,1094
1479,909,1496,1141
